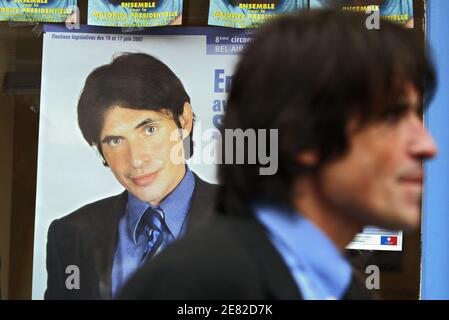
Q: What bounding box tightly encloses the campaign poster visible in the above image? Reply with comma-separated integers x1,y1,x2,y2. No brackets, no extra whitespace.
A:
0,0,77,22
310,0,414,28
33,20,405,300
32,25,245,299
88,0,183,27
208,0,308,28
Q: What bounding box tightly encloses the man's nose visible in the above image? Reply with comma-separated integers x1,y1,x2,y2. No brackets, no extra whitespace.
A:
129,140,151,169
412,119,438,160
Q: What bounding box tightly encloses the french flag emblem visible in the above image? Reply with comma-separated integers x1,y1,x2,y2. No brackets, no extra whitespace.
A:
381,236,398,245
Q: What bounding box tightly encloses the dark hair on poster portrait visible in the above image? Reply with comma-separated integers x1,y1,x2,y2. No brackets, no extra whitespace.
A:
77,53,194,166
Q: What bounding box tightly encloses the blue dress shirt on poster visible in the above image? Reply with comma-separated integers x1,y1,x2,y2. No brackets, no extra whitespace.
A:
254,204,352,300
310,0,414,25
88,0,183,27
208,0,308,28
111,167,195,298
0,0,77,22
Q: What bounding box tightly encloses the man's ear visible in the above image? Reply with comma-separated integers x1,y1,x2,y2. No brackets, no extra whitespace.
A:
295,150,319,167
178,102,193,138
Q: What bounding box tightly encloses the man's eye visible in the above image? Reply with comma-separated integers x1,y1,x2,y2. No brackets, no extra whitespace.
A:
144,126,157,135
383,107,408,122
108,137,123,146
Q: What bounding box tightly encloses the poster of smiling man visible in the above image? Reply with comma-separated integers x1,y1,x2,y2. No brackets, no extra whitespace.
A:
33,25,248,299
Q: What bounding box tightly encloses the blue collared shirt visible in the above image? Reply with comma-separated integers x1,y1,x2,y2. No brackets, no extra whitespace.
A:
254,204,352,300
111,168,195,298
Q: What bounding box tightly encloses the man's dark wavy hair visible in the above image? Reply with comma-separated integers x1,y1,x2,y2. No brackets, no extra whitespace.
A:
77,52,193,166
217,10,436,216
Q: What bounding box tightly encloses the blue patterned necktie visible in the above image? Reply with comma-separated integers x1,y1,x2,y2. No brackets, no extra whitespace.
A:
140,207,166,263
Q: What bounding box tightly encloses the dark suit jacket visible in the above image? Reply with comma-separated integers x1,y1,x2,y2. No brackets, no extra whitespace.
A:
44,174,217,300
119,214,373,300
